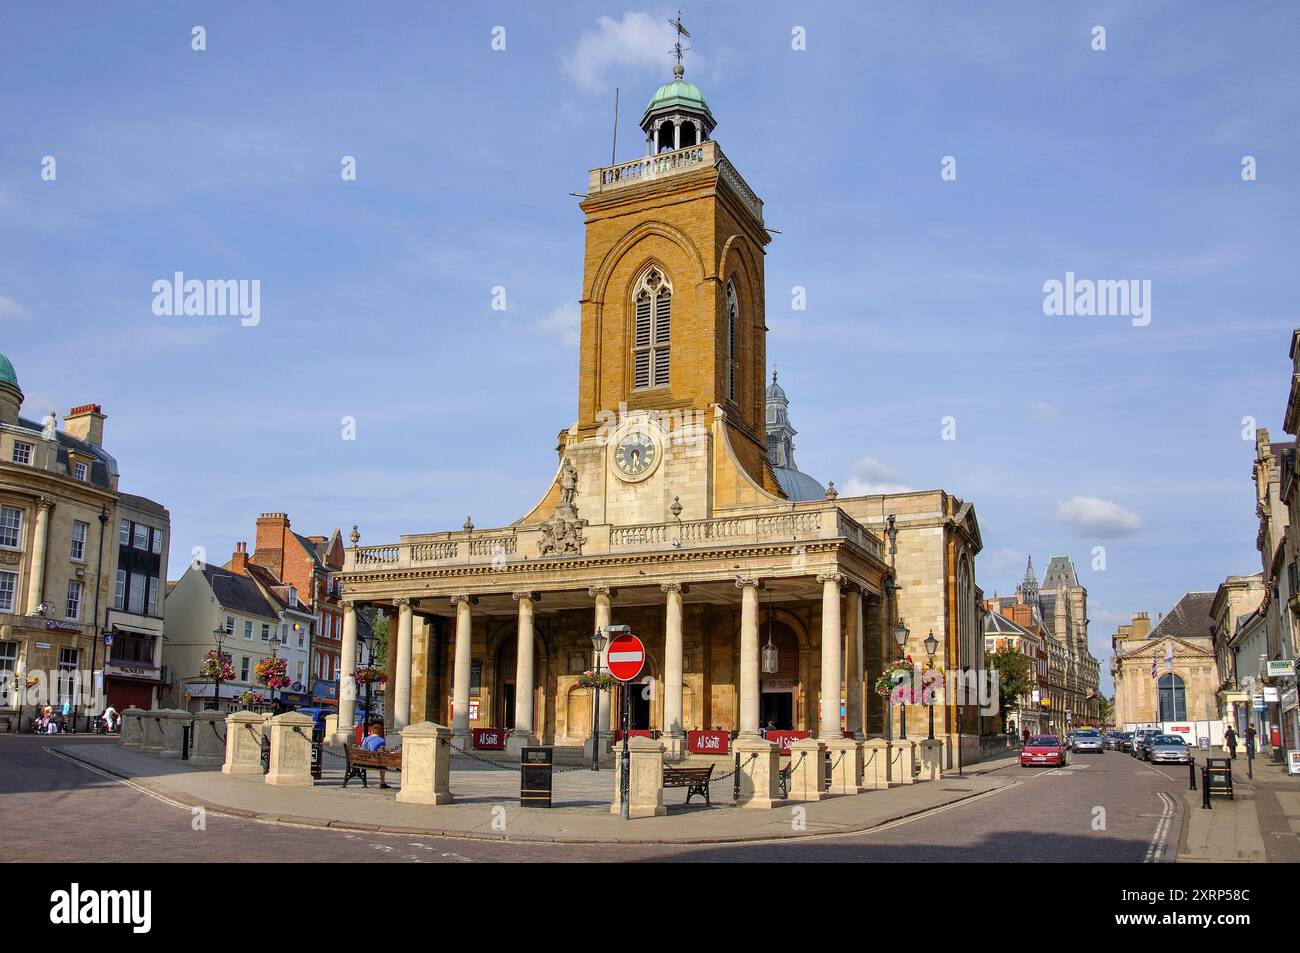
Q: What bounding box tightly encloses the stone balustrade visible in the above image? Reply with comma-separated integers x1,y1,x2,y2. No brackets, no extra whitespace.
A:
586,141,764,222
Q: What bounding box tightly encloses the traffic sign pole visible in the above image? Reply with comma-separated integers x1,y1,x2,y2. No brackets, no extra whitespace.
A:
606,628,644,820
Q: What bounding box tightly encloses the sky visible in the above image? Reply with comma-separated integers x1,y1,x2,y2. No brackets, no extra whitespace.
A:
3,2,1299,693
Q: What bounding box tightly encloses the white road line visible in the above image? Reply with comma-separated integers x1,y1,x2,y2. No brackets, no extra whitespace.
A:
44,747,195,810
1143,792,1175,863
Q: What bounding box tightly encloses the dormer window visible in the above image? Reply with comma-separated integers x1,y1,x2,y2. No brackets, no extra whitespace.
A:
73,461,88,481
633,267,672,389
11,442,32,465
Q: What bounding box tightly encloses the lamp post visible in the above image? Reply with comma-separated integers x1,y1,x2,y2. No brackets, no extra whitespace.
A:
893,619,910,740
210,627,227,712
590,627,608,772
924,629,939,741
269,630,283,712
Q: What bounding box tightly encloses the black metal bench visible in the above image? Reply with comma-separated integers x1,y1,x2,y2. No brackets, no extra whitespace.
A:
777,763,792,799
343,744,403,788
663,764,713,805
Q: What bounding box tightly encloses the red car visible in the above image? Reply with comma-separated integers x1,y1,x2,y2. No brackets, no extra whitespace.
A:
1020,734,1068,768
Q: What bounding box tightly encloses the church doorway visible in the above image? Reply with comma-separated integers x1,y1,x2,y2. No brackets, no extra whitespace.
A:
757,618,801,730
761,691,794,730
618,678,652,731
496,639,516,730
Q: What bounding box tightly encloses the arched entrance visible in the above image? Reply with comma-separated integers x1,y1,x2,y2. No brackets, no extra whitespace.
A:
759,619,800,731
496,639,516,730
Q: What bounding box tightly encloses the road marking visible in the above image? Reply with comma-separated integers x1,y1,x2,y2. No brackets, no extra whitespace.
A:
44,747,195,811
1143,792,1175,863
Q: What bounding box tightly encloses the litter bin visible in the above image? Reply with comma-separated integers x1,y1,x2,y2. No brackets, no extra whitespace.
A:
521,747,553,808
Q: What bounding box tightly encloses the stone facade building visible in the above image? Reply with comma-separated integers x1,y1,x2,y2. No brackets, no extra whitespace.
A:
1111,594,1219,728
983,602,1048,737
1209,573,1265,730
335,66,985,765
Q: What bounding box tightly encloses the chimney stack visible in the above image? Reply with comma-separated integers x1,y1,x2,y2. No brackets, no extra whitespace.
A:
65,403,106,447
230,541,249,574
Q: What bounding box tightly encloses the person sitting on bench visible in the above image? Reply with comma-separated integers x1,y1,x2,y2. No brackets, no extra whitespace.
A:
362,723,391,789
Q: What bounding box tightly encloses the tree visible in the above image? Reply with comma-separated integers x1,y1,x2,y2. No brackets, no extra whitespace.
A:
1098,694,1114,725
986,648,1035,732
361,606,388,667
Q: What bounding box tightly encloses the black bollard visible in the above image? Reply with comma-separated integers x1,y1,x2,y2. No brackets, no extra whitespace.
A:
1189,758,1196,791
1201,767,1211,810
733,749,741,802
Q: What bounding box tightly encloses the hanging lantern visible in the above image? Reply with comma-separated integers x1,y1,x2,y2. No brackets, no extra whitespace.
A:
761,593,778,674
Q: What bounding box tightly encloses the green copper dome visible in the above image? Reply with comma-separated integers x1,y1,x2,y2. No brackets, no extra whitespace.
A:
0,352,17,390
644,77,709,116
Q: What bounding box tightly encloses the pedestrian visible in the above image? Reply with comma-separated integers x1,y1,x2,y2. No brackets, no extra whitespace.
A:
1244,723,1257,759
1022,727,1031,746
1224,725,1238,760
102,706,119,734
361,722,391,789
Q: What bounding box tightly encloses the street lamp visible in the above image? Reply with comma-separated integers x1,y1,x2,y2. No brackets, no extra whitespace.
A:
269,629,283,712
590,627,608,772
923,629,939,741
893,619,909,739
210,627,227,712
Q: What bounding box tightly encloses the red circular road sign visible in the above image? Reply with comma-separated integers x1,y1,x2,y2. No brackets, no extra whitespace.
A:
606,631,646,682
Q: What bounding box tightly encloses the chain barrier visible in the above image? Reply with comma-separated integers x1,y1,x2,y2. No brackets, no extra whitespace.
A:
210,721,226,744
891,746,902,765
447,742,521,771
712,752,757,784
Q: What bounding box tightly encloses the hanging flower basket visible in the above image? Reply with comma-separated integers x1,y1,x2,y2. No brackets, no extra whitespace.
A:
198,650,235,683
254,656,290,690
353,666,387,687
874,657,916,699
238,690,265,709
576,670,618,690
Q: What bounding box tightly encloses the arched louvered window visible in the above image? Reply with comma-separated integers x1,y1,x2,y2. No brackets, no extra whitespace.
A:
633,267,672,389
1157,672,1186,721
725,281,738,401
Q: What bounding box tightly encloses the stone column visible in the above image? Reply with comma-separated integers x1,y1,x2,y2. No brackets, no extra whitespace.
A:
786,736,827,801
661,582,686,760
736,577,762,739
611,736,667,818
334,601,359,744
190,710,227,767
393,598,413,734
396,721,454,805
25,498,53,614
590,586,613,733
817,572,844,739
845,585,865,740
673,120,681,151
222,710,270,776
449,594,475,748
506,592,540,754
265,711,315,786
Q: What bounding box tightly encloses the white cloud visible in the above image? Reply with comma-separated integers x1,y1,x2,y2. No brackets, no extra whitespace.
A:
563,12,682,92
0,295,29,320
988,547,1023,572
1027,400,1059,423
841,456,915,496
1056,496,1141,538
533,303,580,348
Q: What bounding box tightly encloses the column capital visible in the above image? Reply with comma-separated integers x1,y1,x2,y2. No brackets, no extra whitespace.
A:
817,571,846,588
36,497,55,513
588,586,617,600
339,599,357,611
393,597,412,608
660,582,689,596
512,591,541,603
449,594,478,608
734,576,764,591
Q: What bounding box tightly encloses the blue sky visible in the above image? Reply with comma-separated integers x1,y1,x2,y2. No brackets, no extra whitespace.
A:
3,2,1298,690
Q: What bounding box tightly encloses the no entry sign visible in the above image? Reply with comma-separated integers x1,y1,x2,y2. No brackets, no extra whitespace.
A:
606,631,645,682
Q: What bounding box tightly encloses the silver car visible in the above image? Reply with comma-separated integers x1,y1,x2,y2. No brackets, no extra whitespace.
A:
1072,730,1104,753
1145,734,1191,764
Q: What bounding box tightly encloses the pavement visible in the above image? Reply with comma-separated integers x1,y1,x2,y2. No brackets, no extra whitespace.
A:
29,735,1022,845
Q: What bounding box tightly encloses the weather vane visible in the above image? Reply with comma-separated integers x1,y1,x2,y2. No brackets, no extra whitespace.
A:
669,11,690,70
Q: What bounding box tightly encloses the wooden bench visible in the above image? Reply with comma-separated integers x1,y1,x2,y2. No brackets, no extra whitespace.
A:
663,764,713,805
343,744,403,788
777,763,792,799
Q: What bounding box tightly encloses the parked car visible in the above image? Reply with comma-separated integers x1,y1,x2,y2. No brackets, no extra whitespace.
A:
1103,730,1121,750
1145,733,1191,764
1116,731,1135,752
1020,734,1068,768
1072,729,1104,753
1131,729,1156,757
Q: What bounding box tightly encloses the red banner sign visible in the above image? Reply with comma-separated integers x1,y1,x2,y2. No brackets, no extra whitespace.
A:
472,728,506,750
766,729,810,753
687,730,730,755
612,729,654,742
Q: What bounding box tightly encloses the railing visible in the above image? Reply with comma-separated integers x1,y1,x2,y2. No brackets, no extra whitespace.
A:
589,141,764,222
353,545,399,565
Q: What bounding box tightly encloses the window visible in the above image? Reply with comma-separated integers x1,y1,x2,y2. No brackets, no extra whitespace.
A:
0,571,16,612
71,521,88,561
133,524,148,550
151,529,162,554
65,580,82,621
0,506,22,549
109,632,153,665
58,648,79,706
73,462,88,481
296,660,304,684
115,570,126,610
11,442,32,465
1158,673,1187,721
298,626,305,649
725,281,738,400
261,623,270,642
240,656,250,682
632,267,671,389
225,615,235,635
244,620,253,641
0,640,16,705
119,520,130,546
129,574,146,614
146,577,158,616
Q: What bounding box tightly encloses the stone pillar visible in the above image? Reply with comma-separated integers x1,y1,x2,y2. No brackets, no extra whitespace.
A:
894,739,918,785
845,585,865,740
825,737,864,794
733,738,782,808
222,710,269,776
190,710,227,767
158,710,191,759
393,598,413,734
396,721,454,805
863,738,891,789
786,737,827,802
506,592,540,754
919,738,944,781
265,711,315,786
817,572,844,738
334,601,359,744
141,710,164,753
24,498,52,614
611,736,667,818
661,582,686,760
591,586,613,732
673,120,681,151
736,577,762,739
119,706,145,747
449,594,475,748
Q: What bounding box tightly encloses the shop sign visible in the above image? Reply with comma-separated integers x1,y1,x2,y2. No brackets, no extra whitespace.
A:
35,641,51,650
45,620,83,634
1289,751,1300,776
1266,659,1296,678
1263,687,1280,703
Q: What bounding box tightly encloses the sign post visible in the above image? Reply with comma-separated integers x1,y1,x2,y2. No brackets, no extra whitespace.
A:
606,626,645,820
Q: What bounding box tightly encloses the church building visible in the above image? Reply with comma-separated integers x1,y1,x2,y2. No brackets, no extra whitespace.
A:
335,58,985,765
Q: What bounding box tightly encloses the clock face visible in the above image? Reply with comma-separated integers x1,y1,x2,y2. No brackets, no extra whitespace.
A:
613,430,659,480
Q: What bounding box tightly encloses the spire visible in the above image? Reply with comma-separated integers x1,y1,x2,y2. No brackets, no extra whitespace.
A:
1021,556,1039,605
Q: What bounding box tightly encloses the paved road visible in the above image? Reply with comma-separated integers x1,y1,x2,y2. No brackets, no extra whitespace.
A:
1,737,1182,862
